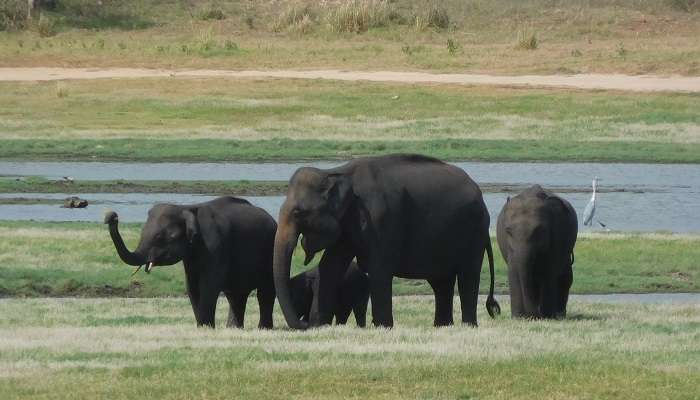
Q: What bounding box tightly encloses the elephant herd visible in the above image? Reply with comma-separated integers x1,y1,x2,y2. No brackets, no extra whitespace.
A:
105,154,578,329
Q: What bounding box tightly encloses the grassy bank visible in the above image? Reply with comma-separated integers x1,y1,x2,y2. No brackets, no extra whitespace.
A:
0,221,697,297
0,177,640,197
1,78,699,163
0,297,698,399
4,138,700,163
0,177,288,196
1,0,699,76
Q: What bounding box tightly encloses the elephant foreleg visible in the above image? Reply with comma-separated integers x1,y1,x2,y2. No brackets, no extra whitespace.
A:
507,265,526,318
353,295,369,328
184,261,201,325
429,276,456,327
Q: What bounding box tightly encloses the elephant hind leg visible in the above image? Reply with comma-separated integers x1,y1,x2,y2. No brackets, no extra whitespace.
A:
257,285,275,329
334,308,351,325
555,265,573,319
457,243,486,327
429,276,456,327
225,291,248,329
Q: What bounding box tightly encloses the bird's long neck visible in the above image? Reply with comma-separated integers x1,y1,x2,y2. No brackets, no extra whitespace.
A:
591,181,597,200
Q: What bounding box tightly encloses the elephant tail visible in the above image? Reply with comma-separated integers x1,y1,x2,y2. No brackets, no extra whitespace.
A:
485,239,501,319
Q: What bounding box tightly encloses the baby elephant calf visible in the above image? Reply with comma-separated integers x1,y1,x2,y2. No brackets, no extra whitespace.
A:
290,261,370,327
497,185,578,319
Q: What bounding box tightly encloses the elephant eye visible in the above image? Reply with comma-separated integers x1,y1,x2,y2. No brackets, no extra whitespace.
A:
505,227,513,236
292,208,310,218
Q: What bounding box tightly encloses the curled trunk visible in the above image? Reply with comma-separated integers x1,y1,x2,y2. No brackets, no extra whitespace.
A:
273,218,307,330
105,212,145,267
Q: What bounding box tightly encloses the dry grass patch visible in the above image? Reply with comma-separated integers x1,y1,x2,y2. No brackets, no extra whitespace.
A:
0,297,698,399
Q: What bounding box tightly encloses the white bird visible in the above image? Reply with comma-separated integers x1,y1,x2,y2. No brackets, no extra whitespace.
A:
582,176,599,226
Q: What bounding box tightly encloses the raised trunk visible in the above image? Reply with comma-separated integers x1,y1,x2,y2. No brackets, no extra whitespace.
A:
273,218,307,330
106,217,145,267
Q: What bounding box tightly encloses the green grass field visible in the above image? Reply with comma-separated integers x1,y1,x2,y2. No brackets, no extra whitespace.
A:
0,221,697,297
1,0,699,75
1,78,699,162
0,297,698,399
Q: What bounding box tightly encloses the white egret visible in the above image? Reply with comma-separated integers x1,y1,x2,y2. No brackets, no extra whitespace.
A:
582,176,599,226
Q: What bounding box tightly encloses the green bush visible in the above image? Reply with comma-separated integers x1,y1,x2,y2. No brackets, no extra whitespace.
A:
0,0,27,31
197,7,226,21
36,14,56,37
667,0,699,12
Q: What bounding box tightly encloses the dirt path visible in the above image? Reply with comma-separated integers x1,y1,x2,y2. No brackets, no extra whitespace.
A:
1,67,699,92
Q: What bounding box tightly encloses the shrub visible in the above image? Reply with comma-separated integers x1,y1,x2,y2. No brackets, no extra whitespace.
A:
667,0,699,12
36,15,57,37
197,7,226,21
0,0,27,31
425,4,449,30
55,0,153,30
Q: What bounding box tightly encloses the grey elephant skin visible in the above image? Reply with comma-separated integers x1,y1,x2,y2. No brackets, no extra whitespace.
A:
496,185,578,319
273,154,500,329
290,261,369,327
105,196,277,329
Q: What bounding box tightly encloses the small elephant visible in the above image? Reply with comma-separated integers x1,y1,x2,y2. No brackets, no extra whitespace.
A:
105,196,277,329
496,185,578,319
290,261,369,327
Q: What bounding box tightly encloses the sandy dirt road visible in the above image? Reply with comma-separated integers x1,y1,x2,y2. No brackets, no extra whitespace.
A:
1,67,700,92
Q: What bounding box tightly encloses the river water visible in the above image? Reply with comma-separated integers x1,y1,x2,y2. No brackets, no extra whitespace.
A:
1,161,699,232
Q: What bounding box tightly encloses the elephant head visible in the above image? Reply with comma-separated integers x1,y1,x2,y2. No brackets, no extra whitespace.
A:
501,195,554,268
273,167,353,329
105,204,199,273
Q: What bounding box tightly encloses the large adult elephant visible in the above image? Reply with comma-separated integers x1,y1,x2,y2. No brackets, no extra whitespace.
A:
273,154,500,329
105,196,276,329
496,185,577,319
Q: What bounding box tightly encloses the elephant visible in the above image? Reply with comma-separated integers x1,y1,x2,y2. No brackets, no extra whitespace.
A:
290,261,369,327
496,185,578,319
273,154,500,329
105,196,277,329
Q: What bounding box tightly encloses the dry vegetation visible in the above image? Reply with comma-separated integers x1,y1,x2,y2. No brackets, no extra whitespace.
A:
0,0,698,74
0,297,698,399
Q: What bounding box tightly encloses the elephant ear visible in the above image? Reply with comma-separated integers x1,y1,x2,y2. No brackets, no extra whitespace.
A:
182,209,199,244
190,206,226,256
324,173,353,217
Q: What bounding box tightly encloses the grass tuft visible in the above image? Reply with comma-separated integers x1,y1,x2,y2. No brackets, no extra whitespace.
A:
272,3,317,33
326,0,394,33
516,29,539,50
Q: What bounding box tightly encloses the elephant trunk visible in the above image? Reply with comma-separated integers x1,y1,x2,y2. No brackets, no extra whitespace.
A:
509,249,540,317
273,216,308,330
105,211,145,267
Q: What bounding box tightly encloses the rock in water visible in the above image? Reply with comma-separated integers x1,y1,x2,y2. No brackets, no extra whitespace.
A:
62,196,88,208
